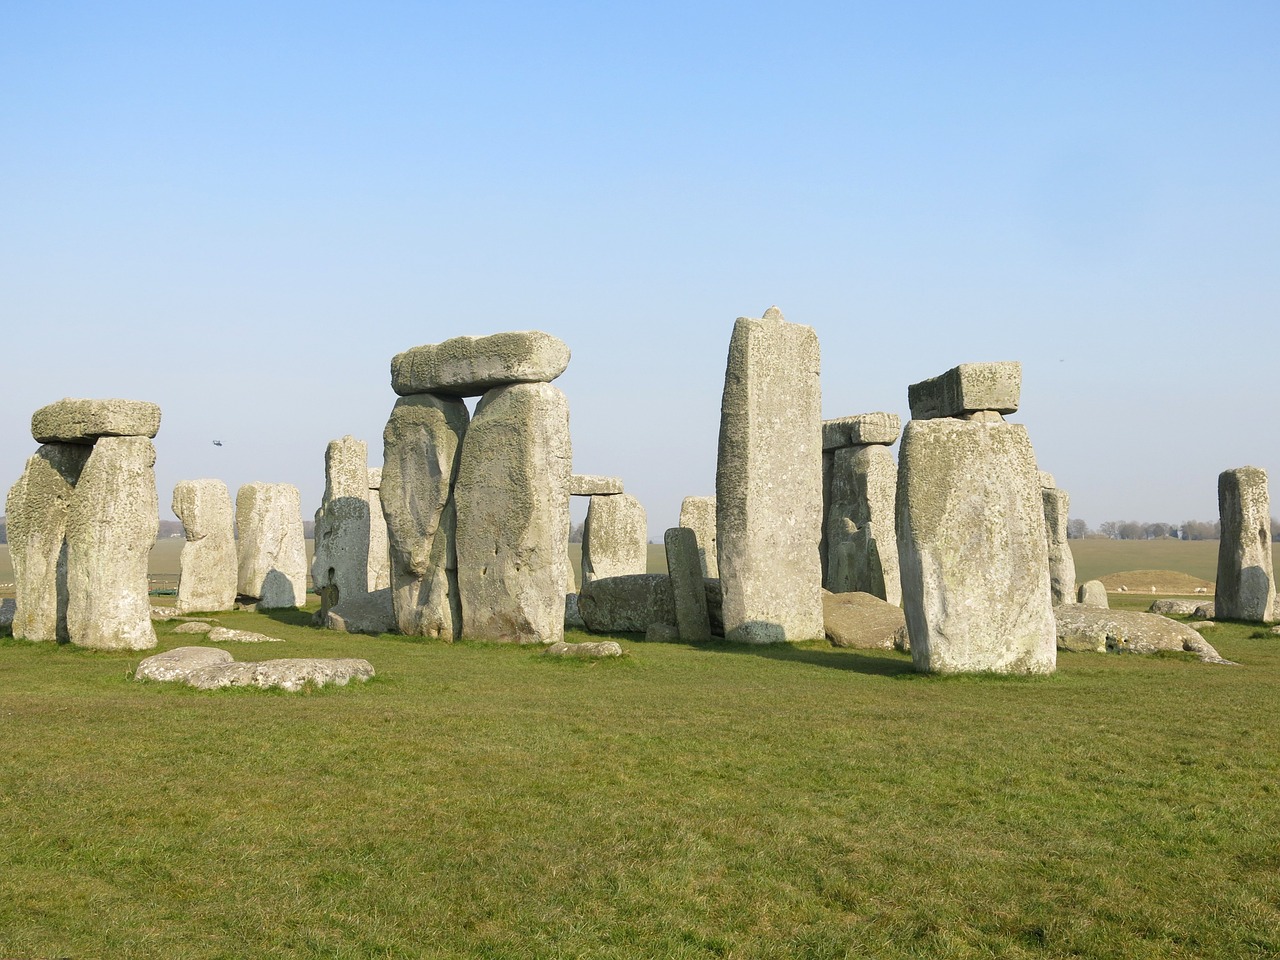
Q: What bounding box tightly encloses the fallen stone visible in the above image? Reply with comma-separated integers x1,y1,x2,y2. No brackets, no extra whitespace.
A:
324,589,396,634
392,331,570,397
578,574,675,633
569,474,624,496
1189,621,1216,631
907,361,1021,420
135,646,234,683
235,483,307,609
1078,580,1109,608
31,398,161,444
184,657,375,692
172,479,238,614
1054,606,1234,663
678,496,718,578
1216,466,1276,622
582,493,647,584
545,640,623,658
822,412,901,450
1149,599,1203,616
823,591,906,649
173,621,214,635
1194,601,1216,619
207,626,285,644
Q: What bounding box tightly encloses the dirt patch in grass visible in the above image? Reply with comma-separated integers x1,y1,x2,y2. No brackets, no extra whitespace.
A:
1098,569,1214,594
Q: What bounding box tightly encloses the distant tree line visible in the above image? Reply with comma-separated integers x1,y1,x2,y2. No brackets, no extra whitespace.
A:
0,516,318,543
1068,518,1280,541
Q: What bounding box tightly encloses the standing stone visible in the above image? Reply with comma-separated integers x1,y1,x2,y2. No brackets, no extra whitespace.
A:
64,437,158,650
366,468,391,592
5,443,91,641
896,415,1056,674
582,493,647,585
381,394,470,639
311,436,372,616
455,382,571,643
826,444,900,604
1215,467,1276,622
679,496,718,578
665,527,711,642
1078,580,1109,608
1042,485,1078,606
716,307,824,643
172,479,237,614
235,483,307,609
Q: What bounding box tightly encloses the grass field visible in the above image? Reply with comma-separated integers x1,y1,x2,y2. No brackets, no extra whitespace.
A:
2,605,1277,958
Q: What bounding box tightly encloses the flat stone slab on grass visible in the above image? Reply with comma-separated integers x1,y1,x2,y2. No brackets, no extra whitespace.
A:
545,640,623,658
173,621,215,635
823,590,906,649
207,626,285,643
32,398,162,443
136,647,375,691
1149,599,1204,616
135,646,234,683
392,331,570,397
1055,606,1235,664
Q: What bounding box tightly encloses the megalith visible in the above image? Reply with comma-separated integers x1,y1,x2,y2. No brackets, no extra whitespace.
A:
454,381,572,643
678,496,717,578
896,362,1056,674
1215,466,1276,622
665,526,711,642
311,436,372,617
823,413,901,604
5,443,91,641
716,306,824,643
392,331,570,397
235,482,307,609
380,394,469,639
366,468,391,592
582,493,647,585
1078,580,1109,608
172,479,237,614
65,436,159,650
1041,479,1077,606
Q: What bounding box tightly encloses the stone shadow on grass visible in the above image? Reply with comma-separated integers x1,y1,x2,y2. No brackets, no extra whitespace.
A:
692,638,916,677
254,606,316,628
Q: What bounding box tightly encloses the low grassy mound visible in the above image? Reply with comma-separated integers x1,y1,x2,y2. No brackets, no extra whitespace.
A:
1098,569,1214,594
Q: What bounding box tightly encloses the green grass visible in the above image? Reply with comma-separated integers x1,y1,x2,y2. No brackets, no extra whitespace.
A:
2,607,1278,958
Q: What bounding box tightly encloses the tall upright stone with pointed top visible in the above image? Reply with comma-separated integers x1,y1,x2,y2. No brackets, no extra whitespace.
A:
716,306,824,643
679,496,717,578
236,482,307,609
173,479,238,613
312,436,373,617
1215,466,1276,622
581,493,647,585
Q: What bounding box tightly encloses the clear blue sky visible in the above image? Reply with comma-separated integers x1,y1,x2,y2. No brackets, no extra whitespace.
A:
3,1,1277,536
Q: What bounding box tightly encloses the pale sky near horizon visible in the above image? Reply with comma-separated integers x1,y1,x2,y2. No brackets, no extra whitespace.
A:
2,1,1277,537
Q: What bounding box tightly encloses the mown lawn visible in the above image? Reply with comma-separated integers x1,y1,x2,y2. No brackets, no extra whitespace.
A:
1,606,1277,959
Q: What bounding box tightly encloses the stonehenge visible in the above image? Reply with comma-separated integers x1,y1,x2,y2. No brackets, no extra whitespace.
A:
581,493,647,585
1040,474,1077,606
896,362,1057,674
172,479,237,614
235,482,307,609
822,413,901,604
716,306,824,643
664,526,711,643
1215,467,1276,622
678,496,717,577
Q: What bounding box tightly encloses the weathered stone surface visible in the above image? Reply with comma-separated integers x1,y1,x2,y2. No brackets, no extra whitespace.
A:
135,646,234,683
65,437,158,650
5,443,91,642
665,527,711,642
1190,620,1217,631
1054,606,1234,664
679,496,718,578
184,657,375,691
907,362,1021,420
826,445,899,604
455,382,572,643
822,412,901,450
1042,487,1077,606
578,574,675,633
1078,580,1109,608
823,590,906,649
0,598,15,636
1216,467,1276,622
644,622,681,643
313,436,372,619
716,307,824,643
1194,601,1216,619
381,394,470,639
1038,471,1056,489
207,626,285,643
367,469,391,592
31,398,161,444
1149,599,1203,616
582,493,647,585
546,640,623,657
324,590,396,634
235,483,307,609
173,621,214,634
172,479,237,614
569,474,624,496
896,418,1056,674
564,593,585,629
392,331,570,397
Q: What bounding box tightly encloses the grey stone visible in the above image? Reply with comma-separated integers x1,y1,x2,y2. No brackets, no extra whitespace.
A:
5,443,90,642
173,621,214,635
0,598,15,635
455,382,572,643
1042,487,1077,606
582,493,647,585
823,590,906,649
1189,621,1216,631
324,590,397,634
1038,471,1056,489
235,483,307,609
665,527,712,642
716,307,824,643
391,331,570,397
564,593,585,630
569,474,624,496
1194,601,1216,619
65,437,158,650
183,657,376,692
366,469,392,592
897,417,1056,674
577,574,675,633
1054,606,1234,664
31,398,161,444
1078,580,1109,608
381,394,470,639
312,436,372,619
172,479,237,614
907,362,1021,420
644,622,681,643
822,412,901,450
207,626,285,643
825,445,899,603
545,640,623,658
135,646,234,683
1149,599,1203,616
1215,467,1276,622
678,496,717,578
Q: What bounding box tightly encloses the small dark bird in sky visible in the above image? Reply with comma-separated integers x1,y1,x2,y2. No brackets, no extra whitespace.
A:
212,440,223,446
